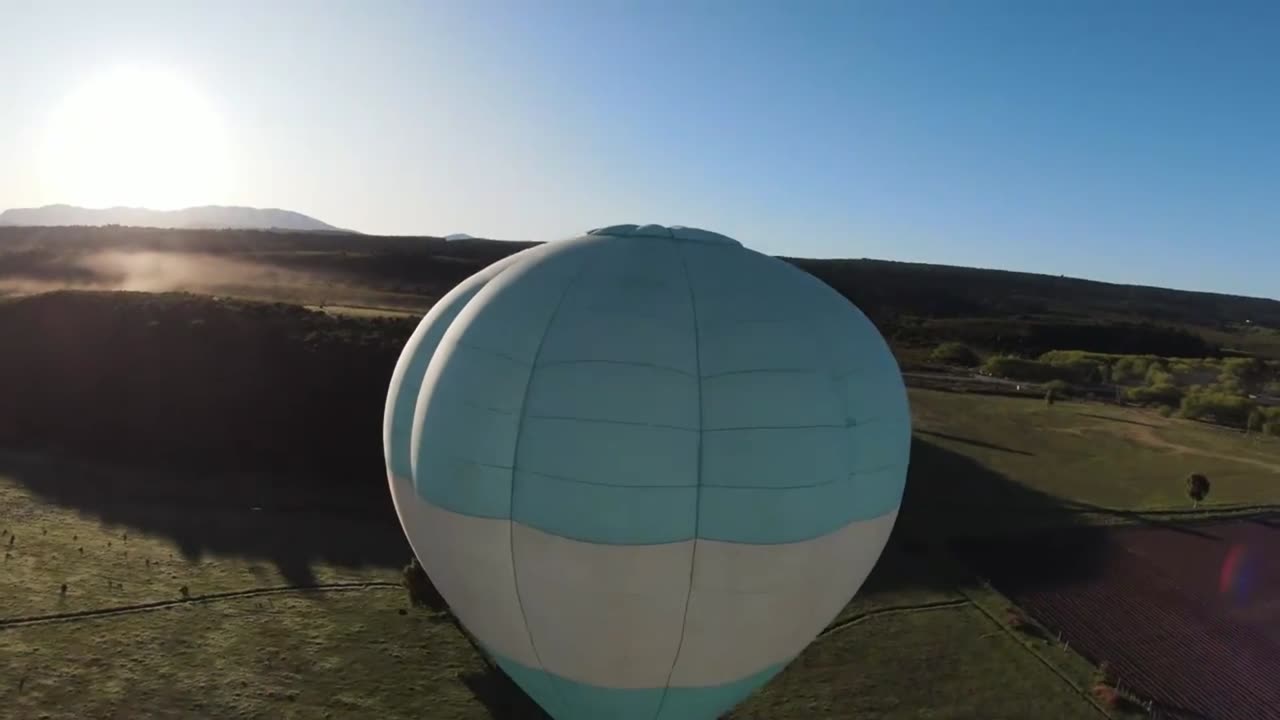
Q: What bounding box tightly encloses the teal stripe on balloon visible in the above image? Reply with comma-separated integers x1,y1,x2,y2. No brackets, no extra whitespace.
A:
404,232,911,546
491,652,785,720
511,470,698,545
697,467,906,545
385,245,541,481
385,283,485,480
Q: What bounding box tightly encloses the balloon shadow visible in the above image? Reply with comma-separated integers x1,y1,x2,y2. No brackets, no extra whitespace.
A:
0,451,409,586
458,666,552,720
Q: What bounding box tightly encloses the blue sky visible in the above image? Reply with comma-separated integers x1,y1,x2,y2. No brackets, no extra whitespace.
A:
1,1,1277,298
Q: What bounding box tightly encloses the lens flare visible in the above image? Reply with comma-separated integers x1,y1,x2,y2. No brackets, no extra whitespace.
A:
1219,543,1256,606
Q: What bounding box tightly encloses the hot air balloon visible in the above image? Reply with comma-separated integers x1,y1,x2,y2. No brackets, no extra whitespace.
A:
383,224,911,720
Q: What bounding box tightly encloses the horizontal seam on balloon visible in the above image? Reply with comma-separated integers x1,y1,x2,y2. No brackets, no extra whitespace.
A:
454,341,533,367
702,423,847,432
533,358,697,378
557,308,692,327
695,317,797,335
430,456,514,472
701,465,902,490
833,366,879,380
699,368,825,380
524,414,699,432
366,461,897,498
462,400,520,415
510,462,903,491
848,463,905,476
516,467,696,489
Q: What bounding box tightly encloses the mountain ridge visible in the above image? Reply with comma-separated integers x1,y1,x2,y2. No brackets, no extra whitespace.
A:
0,204,345,232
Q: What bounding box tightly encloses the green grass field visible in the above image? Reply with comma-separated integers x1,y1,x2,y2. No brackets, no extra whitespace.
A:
905,388,1280,537
10,387,1278,718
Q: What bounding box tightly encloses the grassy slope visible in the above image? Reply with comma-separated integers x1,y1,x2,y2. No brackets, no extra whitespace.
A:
11,388,1274,718
2,591,485,720
907,389,1280,538
3,391,1211,719
0,458,397,620
1,590,1104,720
742,605,1101,720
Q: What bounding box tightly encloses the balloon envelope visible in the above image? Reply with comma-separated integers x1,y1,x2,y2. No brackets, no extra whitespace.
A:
384,224,910,720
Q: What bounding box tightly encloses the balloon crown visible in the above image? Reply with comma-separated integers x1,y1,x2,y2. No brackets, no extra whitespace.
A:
586,224,742,247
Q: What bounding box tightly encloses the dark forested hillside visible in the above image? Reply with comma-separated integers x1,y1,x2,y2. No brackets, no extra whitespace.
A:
0,291,414,484
4,225,1275,327
5,224,1274,359
1,223,1278,485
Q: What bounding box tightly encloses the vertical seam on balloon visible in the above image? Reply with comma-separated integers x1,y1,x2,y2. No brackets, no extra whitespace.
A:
653,240,703,720
506,248,600,717
774,251,866,528
400,286,486,491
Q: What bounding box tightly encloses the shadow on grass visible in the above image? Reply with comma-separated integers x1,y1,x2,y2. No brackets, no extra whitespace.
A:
1075,412,1160,429
1,434,1144,717
0,451,409,586
915,429,1035,456
459,668,552,720
897,437,1117,593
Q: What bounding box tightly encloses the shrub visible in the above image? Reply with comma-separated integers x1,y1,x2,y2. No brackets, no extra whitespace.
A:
1144,362,1169,385
1112,355,1159,384
1037,351,1109,383
1180,388,1254,426
982,356,1062,383
1221,357,1267,385
1126,383,1184,406
1156,405,1174,417
929,342,981,367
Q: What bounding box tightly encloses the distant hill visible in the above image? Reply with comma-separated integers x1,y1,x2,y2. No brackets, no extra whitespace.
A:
2,224,1279,359
0,204,343,232
443,233,476,241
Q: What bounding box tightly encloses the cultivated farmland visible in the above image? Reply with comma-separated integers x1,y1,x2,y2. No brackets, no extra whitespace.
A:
960,518,1280,720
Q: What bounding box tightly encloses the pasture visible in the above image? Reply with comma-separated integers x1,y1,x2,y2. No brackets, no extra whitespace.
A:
11,386,1259,718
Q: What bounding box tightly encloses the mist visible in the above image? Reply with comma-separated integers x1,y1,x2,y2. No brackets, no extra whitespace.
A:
0,250,324,299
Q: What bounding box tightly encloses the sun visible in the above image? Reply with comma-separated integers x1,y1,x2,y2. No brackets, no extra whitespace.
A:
38,65,233,210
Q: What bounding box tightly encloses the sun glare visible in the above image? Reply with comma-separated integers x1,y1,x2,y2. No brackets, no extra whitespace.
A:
38,66,233,210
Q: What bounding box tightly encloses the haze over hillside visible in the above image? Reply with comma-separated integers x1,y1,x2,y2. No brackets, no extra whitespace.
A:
0,204,342,232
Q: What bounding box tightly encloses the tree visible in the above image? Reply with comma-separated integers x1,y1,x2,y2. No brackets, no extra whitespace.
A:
1186,473,1210,507
930,342,980,368
1248,408,1266,435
